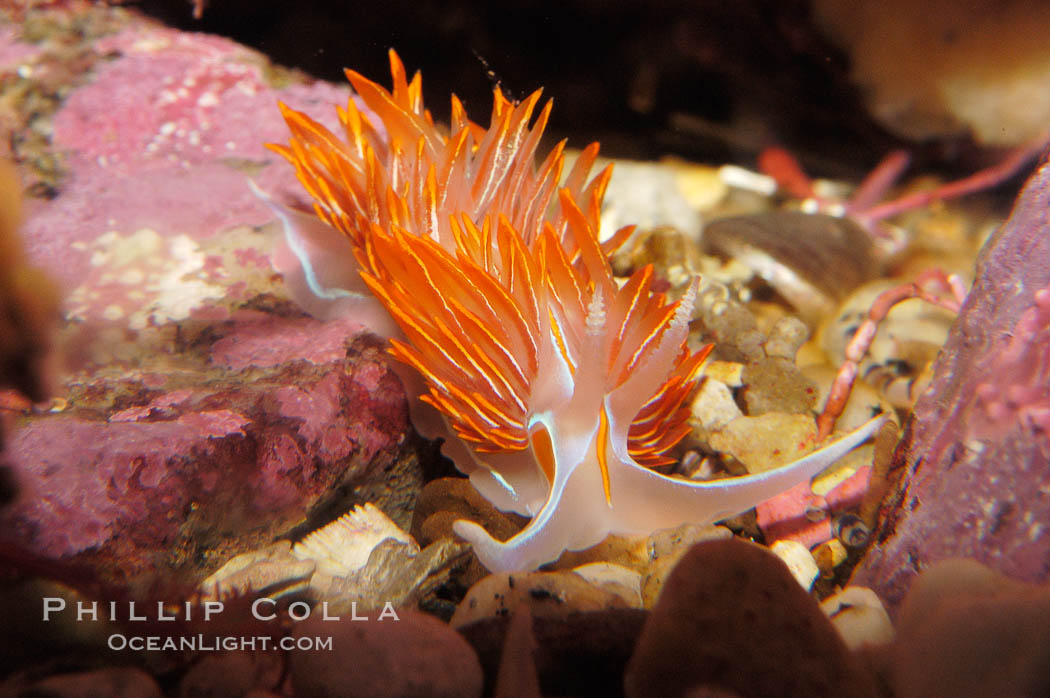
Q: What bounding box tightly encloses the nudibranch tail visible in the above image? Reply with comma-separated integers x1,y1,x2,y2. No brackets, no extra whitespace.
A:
455,414,887,572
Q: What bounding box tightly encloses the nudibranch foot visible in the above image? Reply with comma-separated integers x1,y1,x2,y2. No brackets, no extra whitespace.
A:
454,414,886,572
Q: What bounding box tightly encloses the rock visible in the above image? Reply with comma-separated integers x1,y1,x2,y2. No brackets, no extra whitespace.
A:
820,586,894,651
492,604,541,698
0,10,420,587
550,532,650,573
571,562,644,608
598,159,703,245
812,537,849,576
813,0,1050,146
763,315,809,360
740,357,818,416
625,538,878,698
459,608,648,698
0,159,59,407
0,329,416,586
689,377,742,437
178,651,283,697
640,524,732,608
852,156,1050,610
8,667,162,697
450,571,631,629
890,558,1050,698
289,609,483,698
708,412,818,473
756,449,875,549
754,481,832,549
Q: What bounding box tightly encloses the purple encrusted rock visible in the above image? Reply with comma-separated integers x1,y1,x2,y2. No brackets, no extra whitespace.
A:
1,313,413,584
852,153,1050,612
0,9,416,586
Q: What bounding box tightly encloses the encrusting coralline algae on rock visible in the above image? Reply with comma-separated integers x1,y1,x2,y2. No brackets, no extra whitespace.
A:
853,152,1050,611
0,9,422,585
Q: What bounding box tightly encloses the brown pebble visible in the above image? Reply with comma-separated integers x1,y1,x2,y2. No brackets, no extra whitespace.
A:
493,604,541,698
624,538,878,698
891,559,1050,698
460,608,648,698
290,608,482,698
18,667,162,697
178,650,283,697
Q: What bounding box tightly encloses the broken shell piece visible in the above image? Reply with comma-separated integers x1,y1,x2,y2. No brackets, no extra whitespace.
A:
291,503,470,614
291,503,416,576
704,211,880,323
200,541,315,600
200,503,468,613
311,536,468,616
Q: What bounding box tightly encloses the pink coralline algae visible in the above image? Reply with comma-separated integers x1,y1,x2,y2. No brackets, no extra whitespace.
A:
1,312,411,580
974,287,1050,434
0,11,414,585
18,21,363,298
853,153,1050,611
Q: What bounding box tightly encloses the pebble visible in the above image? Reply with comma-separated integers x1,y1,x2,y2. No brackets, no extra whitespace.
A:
450,571,631,629
11,668,162,697
641,524,733,607
178,650,283,697
411,477,526,587
492,604,541,698
770,539,820,590
290,609,483,698
763,315,810,360
890,558,1050,698
813,537,849,575
571,562,644,608
703,360,744,387
624,538,878,698
459,608,647,698
740,357,818,415
689,377,743,436
708,412,817,473
820,586,894,651
551,532,650,572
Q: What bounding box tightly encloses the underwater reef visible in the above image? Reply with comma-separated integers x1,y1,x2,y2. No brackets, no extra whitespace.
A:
1,3,1049,697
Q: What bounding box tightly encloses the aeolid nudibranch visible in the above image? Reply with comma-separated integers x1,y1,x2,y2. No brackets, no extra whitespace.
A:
263,50,884,572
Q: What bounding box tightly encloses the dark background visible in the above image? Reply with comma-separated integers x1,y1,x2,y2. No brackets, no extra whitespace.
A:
138,0,999,181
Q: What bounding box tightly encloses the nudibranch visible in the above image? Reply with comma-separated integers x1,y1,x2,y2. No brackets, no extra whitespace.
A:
267,50,885,571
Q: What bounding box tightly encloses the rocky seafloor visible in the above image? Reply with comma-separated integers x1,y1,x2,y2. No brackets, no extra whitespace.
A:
1,4,1049,697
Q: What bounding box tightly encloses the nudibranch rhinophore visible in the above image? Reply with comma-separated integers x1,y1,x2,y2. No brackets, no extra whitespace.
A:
266,50,886,572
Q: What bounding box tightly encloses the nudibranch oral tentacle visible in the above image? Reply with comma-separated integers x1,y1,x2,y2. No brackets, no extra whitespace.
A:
270,49,885,571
